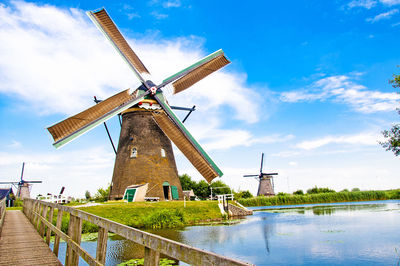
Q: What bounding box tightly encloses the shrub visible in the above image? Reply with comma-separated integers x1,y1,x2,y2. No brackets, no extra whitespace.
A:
307,186,335,194
293,190,304,195
142,209,185,229
234,190,253,199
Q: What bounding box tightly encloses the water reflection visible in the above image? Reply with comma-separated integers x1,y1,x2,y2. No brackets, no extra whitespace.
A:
261,217,275,253
312,207,335,215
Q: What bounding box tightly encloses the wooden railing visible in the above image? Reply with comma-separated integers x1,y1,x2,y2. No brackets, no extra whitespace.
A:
0,198,6,236
23,199,252,266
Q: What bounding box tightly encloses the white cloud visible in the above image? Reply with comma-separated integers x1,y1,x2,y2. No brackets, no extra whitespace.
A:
347,0,400,9
0,1,263,136
280,75,400,113
163,0,181,8
150,11,168,19
348,0,377,9
380,0,400,6
296,132,380,150
202,131,294,151
366,9,399,22
6,140,22,149
0,146,115,197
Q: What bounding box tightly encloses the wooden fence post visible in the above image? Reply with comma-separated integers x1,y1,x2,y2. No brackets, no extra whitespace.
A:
36,203,42,230
144,247,160,266
53,209,63,257
40,205,48,238
28,200,35,223
96,227,108,264
46,206,54,246
65,214,82,266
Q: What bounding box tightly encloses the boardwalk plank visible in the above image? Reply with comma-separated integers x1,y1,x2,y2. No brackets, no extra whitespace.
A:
0,210,62,266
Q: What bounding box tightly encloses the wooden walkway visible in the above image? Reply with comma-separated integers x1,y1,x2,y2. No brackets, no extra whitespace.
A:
0,210,61,265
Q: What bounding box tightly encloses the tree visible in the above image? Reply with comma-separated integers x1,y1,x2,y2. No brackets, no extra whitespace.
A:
179,174,196,191
293,189,304,195
85,190,91,200
93,184,111,202
380,72,400,156
193,180,210,199
307,186,335,194
234,190,253,199
210,180,231,195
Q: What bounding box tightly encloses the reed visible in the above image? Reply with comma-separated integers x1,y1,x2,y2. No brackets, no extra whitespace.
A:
238,189,400,207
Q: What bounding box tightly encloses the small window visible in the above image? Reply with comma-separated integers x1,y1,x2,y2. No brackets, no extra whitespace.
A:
131,147,137,158
161,148,166,157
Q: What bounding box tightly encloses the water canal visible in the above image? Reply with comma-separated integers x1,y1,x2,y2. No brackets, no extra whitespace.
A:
53,200,400,265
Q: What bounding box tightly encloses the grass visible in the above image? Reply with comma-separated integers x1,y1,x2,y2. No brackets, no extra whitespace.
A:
238,189,400,207
78,201,222,230
6,206,23,210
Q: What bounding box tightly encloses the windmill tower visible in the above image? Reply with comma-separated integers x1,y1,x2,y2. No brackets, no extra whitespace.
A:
0,162,42,200
46,8,229,201
244,153,278,197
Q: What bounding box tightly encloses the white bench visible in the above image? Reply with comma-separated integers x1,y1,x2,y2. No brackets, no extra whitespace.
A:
144,197,160,202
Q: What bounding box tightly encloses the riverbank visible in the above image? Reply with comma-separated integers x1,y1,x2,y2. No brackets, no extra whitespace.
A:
238,189,400,207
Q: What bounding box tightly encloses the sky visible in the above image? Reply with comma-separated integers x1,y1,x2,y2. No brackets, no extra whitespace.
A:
0,0,399,198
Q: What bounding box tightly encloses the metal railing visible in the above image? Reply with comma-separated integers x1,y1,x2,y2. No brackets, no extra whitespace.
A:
0,198,6,236
23,198,252,266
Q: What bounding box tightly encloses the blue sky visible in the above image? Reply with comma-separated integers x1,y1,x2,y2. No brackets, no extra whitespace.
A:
0,0,399,197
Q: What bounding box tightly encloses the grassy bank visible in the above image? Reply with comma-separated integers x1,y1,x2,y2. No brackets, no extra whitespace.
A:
238,189,400,207
54,201,222,234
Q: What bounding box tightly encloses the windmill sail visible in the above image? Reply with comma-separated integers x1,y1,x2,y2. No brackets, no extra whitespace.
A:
152,94,223,182
87,9,150,83
47,89,148,148
160,49,230,94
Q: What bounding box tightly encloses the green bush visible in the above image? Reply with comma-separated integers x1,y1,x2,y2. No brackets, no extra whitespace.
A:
14,199,23,207
293,190,304,195
307,186,335,194
234,190,253,199
142,209,185,229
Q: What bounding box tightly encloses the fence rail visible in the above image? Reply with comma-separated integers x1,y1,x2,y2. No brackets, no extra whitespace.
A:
0,198,5,236
23,198,252,266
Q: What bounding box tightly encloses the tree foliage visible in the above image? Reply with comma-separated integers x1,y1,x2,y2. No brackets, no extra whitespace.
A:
306,186,335,194
179,174,196,191
380,72,400,156
293,189,304,195
85,190,91,200
93,184,110,202
178,174,233,199
380,125,400,156
234,190,253,199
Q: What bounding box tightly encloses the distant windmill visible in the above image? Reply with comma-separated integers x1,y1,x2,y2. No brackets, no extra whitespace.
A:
0,162,42,199
244,153,278,197
46,8,229,201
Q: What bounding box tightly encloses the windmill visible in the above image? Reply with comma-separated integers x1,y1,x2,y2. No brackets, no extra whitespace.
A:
0,162,42,200
243,153,278,197
46,8,230,201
